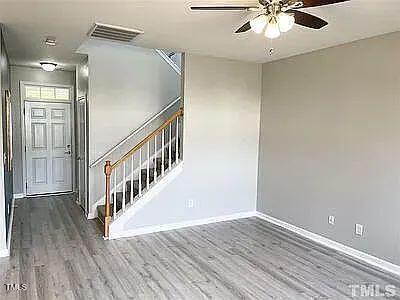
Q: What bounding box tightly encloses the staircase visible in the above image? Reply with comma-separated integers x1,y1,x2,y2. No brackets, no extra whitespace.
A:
99,108,183,238
97,143,179,223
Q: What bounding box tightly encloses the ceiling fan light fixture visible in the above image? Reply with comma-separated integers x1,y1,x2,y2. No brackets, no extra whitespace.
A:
40,62,57,72
277,12,295,33
250,14,267,34
265,16,280,39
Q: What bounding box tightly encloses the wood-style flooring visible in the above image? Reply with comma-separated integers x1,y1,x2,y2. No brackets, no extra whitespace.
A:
1,194,399,299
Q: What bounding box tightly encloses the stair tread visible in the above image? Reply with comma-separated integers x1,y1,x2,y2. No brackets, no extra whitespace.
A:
97,147,182,222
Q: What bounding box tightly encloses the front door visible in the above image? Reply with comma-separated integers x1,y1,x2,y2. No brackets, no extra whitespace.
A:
25,101,72,195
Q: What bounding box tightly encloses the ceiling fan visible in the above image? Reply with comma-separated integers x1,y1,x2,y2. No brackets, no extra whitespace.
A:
191,0,350,39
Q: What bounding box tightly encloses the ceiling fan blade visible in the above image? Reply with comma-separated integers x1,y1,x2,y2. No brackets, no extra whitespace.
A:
190,6,257,11
290,10,328,29
235,21,251,33
301,0,350,8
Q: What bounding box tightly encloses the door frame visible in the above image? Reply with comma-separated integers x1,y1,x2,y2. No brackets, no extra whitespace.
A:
77,94,89,213
20,81,75,197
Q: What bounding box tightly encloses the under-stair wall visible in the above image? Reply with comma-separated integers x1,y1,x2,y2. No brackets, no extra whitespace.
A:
77,39,181,216
110,54,262,238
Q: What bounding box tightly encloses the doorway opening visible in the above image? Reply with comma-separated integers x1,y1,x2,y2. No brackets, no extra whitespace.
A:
20,82,75,196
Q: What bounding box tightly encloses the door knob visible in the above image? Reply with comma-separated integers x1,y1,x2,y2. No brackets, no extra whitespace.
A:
65,150,71,155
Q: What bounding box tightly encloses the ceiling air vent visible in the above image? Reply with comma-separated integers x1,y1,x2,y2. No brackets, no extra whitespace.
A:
88,22,143,43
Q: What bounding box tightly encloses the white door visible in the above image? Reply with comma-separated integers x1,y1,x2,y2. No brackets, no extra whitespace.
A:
25,101,72,195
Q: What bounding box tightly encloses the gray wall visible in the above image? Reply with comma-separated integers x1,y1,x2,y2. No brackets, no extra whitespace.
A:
78,40,181,212
80,40,181,161
10,66,75,194
0,25,8,253
1,26,12,241
258,32,400,266
120,54,261,231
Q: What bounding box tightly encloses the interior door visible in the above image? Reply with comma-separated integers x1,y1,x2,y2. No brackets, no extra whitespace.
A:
25,101,72,195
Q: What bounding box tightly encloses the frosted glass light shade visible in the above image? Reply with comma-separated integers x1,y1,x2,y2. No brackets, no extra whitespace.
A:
250,15,267,34
265,17,281,39
277,12,295,33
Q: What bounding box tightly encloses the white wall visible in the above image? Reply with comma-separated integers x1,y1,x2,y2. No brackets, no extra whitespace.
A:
78,40,181,212
258,32,400,266
120,54,261,231
10,66,75,195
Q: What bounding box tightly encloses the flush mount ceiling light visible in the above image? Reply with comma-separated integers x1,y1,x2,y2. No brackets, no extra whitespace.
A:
191,0,350,39
40,62,57,72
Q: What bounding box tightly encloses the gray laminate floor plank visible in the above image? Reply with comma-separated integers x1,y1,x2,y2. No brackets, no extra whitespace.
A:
1,195,399,299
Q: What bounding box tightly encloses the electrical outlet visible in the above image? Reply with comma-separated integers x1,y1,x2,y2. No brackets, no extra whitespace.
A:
328,216,335,225
355,224,364,236
187,199,194,208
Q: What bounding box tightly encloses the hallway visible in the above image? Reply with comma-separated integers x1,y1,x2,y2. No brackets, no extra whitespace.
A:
1,195,400,299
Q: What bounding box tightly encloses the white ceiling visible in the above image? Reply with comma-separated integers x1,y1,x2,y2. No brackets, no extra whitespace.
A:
0,0,399,70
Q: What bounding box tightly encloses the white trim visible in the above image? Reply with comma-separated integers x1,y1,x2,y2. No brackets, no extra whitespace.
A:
155,50,181,76
110,210,256,240
6,197,16,256
255,212,400,277
89,97,181,168
87,211,97,220
109,161,184,235
13,193,24,199
0,248,9,258
26,191,74,198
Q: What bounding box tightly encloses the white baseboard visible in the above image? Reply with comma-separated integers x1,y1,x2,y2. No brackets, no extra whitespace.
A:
0,248,9,258
87,211,97,220
110,211,256,240
109,161,185,233
13,193,24,199
255,212,400,277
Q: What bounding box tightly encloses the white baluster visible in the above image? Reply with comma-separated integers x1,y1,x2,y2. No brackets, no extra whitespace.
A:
130,155,134,204
122,161,126,212
113,169,117,219
161,129,165,176
169,123,172,170
175,116,179,163
154,135,158,183
147,141,150,189
139,148,142,197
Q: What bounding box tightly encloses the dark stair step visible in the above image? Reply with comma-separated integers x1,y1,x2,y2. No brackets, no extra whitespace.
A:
97,190,134,221
140,168,156,182
156,152,179,170
126,179,146,193
97,147,181,222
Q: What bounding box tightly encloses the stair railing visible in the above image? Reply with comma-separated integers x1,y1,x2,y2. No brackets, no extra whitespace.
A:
90,96,181,168
103,108,183,238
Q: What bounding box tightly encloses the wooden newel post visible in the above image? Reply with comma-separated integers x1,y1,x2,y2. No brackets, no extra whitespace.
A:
104,161,112,238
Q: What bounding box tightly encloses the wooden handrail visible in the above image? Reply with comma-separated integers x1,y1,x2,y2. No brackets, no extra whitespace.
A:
103,107,183,238
90,96,181,168
111,108,183,170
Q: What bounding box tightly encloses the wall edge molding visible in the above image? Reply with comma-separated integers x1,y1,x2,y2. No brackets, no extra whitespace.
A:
110,211,257,240
255,212,400,277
